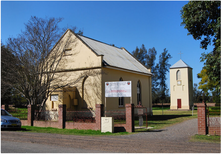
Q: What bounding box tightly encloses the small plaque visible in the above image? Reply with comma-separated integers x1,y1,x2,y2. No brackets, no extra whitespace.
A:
138,109,143,115
51,94,58,101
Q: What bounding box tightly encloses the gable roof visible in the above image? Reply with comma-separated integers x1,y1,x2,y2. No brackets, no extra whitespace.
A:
74,32,151,76
170,59,192,69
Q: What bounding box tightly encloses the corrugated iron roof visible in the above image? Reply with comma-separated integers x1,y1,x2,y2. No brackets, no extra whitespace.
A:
77,35,151,75
170,59,192,69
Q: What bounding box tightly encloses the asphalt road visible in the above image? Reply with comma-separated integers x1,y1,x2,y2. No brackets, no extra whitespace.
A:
1,119,220,153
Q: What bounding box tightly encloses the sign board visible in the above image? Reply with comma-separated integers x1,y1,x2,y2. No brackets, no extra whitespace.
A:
137,109,143,115
105,81,131,97
51,94,58,101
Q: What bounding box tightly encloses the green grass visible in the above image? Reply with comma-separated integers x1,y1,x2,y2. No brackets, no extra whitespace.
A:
20,126,129,136
190,134,220,143
208,106,220,116
8,108,28,120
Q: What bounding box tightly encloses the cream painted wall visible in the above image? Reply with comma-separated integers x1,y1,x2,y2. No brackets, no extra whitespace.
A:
45,29,152,114
170,67,193,110
52,30,103,71
45,69,102,111
102,67,152,114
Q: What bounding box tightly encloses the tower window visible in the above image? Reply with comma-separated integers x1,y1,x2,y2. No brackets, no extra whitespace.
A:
176,70,181,80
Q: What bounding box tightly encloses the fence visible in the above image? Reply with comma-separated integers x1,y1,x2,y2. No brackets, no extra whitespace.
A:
1,104,135,132
207,106,220,135
3,106,28,120
66,110,96,123
34,110,59,121
105,109,126,125
197,102,220,136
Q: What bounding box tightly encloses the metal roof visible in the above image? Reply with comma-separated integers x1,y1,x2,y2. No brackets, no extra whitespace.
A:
170,59,192,69
77,35,151,75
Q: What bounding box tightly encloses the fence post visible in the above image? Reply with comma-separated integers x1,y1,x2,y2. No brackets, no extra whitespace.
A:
95,104,104,130
125,103,134,132
27,105,34,126
58,104,66,129
197,102,207,135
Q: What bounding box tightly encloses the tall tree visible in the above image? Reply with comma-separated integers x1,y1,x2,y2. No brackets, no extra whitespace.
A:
197,68,219,104
132,45,160,104
2,16,86,111
181,1,220,104
158,48,172,103
132,44,147,66
146,47,159,103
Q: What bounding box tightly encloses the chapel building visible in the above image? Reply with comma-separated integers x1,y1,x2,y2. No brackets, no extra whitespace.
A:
45,29,153,115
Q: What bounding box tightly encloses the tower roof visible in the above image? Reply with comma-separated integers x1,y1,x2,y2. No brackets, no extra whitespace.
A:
170,59,192,69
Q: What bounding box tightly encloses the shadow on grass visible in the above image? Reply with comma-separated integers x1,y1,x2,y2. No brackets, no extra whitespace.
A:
1,128,29,131
135,128,166,133
147,114,192,121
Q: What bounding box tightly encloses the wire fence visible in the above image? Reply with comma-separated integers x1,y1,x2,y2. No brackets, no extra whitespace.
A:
7,108,28,120
105,110,126,124
207,107,220,127
34,110,59,121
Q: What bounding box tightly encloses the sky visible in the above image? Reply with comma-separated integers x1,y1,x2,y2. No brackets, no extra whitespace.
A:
1,1,214,93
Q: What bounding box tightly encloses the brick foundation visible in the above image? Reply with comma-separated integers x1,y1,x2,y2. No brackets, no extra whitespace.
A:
197,102,220,136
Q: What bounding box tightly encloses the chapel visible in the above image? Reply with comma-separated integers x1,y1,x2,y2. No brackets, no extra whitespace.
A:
45,29,153,115
170,59,193,110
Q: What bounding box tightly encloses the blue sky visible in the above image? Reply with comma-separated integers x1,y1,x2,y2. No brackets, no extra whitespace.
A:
1,1,214,93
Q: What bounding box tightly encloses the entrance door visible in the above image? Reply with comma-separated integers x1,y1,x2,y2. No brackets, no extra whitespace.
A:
177,99,181,108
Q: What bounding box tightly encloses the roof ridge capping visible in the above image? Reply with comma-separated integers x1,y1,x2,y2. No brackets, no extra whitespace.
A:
77,33,123,50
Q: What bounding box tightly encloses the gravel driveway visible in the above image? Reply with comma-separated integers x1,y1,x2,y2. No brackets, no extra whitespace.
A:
115,118,198,142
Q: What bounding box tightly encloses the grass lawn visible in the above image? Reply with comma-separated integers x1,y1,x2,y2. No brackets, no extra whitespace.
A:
20,126,129,136
190,134,220,143
8,107,28,120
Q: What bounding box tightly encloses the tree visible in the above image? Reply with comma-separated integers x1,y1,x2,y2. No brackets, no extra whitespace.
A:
146,47,159,104
132,46,163,104
3,16,86,112
158,48,172,103
197,68,219,104
193,83,203,103
181,1,220,103
131,44,147,66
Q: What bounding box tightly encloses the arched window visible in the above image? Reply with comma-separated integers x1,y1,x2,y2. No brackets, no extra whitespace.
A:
137,81,141,105
119,78,124,107
176,70,181,80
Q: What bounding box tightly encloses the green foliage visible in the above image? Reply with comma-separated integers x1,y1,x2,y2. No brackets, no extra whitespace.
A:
131,44,147,66
158,48,172,102
181,1,220,104
193,83,203,103
132,46,171,104
181,1,220,50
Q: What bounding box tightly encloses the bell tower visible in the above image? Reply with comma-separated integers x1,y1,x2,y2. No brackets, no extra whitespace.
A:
170,59,193,110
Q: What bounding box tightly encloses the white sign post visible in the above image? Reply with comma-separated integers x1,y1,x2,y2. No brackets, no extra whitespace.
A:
105,81,132,117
